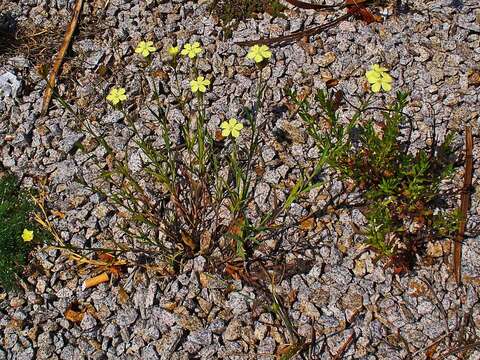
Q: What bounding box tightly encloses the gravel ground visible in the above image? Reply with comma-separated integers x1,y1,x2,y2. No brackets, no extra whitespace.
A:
1,0,480,359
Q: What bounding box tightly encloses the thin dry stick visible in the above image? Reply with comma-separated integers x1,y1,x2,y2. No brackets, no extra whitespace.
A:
284,0,342,10
236,13,352,46
41,0,84,115
332,332,355,360
453,127,473,284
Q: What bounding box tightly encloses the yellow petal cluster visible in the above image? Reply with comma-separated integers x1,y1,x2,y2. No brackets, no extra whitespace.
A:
220,118,244,138
135,41,156,58
106,87,127,105
181,42,203,59
246,45,272,63
366,64,393,92
190,76,210,93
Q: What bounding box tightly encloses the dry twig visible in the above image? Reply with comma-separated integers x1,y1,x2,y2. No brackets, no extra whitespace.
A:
453,127,473,283
41,0,84,115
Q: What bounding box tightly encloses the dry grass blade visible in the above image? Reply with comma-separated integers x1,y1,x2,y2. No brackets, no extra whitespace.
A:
41,0,84,116
439,342,480,359
453,126,473,283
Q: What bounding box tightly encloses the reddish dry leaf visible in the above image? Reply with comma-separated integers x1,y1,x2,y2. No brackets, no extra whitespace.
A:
181,230,197,252
426,342,438,359
468,70,480,86
299,217,315,231
347,5,382,24
65,309,84,323
215,129,225,141
98,253,114,263
326,78,339,88
65,302,85,323
109,266,123,278
225,263,243,281
50,210,65,219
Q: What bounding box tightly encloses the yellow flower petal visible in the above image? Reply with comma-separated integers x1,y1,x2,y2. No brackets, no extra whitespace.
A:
371,82,381,93
381,73,393,82
381,81,392,92
366,70,380,83
222,128,230,137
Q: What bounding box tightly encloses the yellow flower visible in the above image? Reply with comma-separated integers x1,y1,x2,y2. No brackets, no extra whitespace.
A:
366,64,393,92
190,76,210,93
220,118,244,138
168,45,180,57
135,40,156,57
22,229,34,242
181,42,203,59
246,44,272,63
106,87,127,105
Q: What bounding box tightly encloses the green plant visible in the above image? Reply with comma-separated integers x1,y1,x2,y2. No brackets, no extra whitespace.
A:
53,41,317,270
288,89,459,271
209,0,286,38
0,172,42,290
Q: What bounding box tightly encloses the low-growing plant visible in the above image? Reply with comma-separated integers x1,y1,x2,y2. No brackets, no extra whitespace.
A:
209,0,286,38
0,172,44,290
288,86,460,271
54,40,319,270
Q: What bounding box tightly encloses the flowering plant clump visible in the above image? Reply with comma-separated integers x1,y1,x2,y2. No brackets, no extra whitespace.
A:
0,173,45,290
22,229,34,242
181,42,203,59
168,45,180,57
135,41,157,58
106,87,127,105
190,76,210,93
246,44,272,63
220,118,244,138
366,64,393,92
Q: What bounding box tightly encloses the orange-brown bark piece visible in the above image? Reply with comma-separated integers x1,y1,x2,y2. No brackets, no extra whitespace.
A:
454,127,473,284
41,0,84,115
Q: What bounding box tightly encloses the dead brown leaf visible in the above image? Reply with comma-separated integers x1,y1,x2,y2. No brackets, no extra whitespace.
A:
117,287,129,304
299,217,316,231
468,70,480,86
50,210,65,219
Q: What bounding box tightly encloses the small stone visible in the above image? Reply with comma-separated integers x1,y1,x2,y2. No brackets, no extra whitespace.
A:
316,51,336,67
16,347,34,360
223,319,242,341
102,323,118,338
299,301,321,319
35,279,47,294
353,259,366,277
254,323,267,341
0,72,21,98
426,241,443,257
80,314,97,330
116,309,138,327
188,329,212,346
